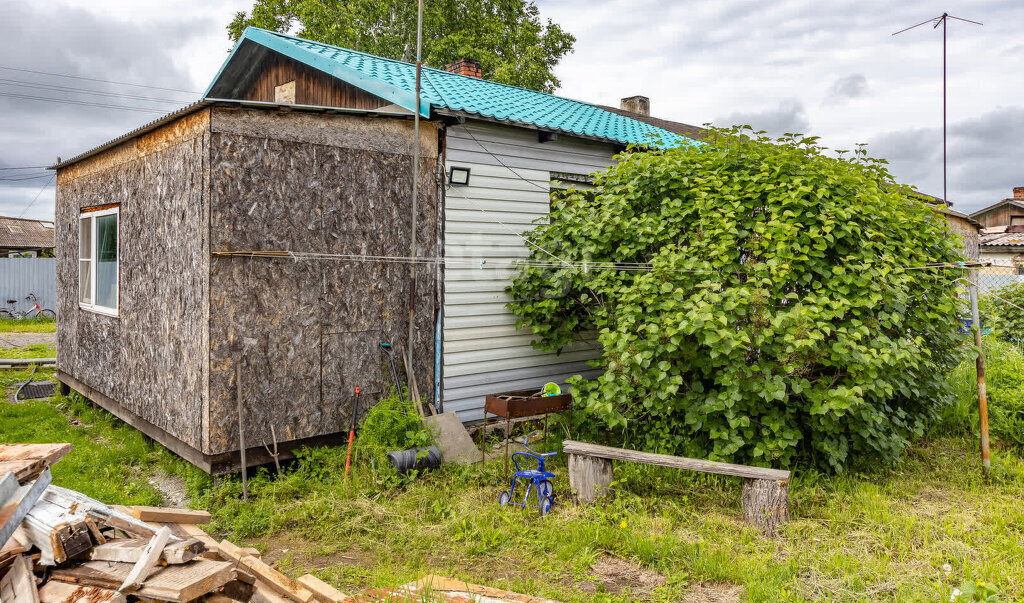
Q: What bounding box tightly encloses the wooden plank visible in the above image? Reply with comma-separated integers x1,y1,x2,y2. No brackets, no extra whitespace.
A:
91,537,203,564
0,468,52,553
295,575,349,603
561,440,790,481
38,581,127,603
52,559,235,603
218,541,313,603
117,526,171,593
128,506,211,525
0,444,72,485
0,555,39,603
250,580,292,603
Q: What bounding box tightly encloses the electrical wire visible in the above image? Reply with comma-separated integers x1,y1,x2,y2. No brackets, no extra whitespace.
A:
0,78,186,105
0,173,54,182
0,91,169,113
16,175,56,219
0,166,47,171
0,65,200,95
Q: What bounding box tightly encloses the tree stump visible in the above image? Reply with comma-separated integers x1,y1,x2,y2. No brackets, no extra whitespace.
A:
741,477,790,535
567,454,613,503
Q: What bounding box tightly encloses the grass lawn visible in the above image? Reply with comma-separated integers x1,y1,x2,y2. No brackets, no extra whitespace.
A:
1,320,1019,602
0,317,56,333
2,389,1021,602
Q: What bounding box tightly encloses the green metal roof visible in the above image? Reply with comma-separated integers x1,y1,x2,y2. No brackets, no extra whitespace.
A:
205,27,691,149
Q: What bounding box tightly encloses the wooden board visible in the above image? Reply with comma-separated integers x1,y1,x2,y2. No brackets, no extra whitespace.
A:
0,444,72,484
0,555,39,603
128,506,211,525
561,440,790,481
38,581,127,603
91,537,202,565
372,575,559,603
217,541,313,603
295,575,348,603
50,559,234,603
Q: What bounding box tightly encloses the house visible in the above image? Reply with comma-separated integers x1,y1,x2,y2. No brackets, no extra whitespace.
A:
968,187,1024,272
0,216,55,257
52,27,692,473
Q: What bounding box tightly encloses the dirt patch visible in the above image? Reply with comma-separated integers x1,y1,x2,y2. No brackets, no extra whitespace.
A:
681,582,743,602
580,556,666,598
148,470,188,508
256,532,366,570
0,332,55,348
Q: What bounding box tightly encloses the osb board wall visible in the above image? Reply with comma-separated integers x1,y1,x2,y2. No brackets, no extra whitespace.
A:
243,52,389,109
206,108,438,455
55,111,210,451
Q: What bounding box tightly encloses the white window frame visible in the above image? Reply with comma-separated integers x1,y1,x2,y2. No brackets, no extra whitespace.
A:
78,206,120,317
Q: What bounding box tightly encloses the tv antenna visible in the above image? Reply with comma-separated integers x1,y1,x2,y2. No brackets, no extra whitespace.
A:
893,13,982,206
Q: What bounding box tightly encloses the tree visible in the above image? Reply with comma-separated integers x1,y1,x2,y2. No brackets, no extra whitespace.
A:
228,0,575,93
507,127,970,472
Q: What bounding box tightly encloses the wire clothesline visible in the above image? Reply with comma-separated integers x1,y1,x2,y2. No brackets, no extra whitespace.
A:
211,249,993,275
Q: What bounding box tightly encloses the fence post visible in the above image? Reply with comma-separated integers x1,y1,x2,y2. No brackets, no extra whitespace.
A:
968,268,991,476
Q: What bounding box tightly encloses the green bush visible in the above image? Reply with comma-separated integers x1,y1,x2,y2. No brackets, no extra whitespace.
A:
507,127,969,471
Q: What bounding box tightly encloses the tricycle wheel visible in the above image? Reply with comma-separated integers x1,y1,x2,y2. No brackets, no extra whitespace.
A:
538,479,554,500
498,490,511,507
539,497,553,517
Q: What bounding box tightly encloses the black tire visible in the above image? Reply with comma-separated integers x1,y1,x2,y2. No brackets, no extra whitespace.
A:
539,497,553,516
498,490,511,507
39,309,56,320
538,479,554,500
0,309,13,319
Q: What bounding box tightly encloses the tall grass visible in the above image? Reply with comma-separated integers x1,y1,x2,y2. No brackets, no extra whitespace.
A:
939,338,1024,448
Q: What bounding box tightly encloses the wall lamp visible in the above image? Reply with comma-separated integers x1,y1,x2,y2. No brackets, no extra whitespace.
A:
448,166,471,186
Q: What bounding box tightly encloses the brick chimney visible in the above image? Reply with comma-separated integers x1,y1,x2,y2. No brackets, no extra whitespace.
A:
1014,186,1024,200
445,58,482,79
620,95,650,116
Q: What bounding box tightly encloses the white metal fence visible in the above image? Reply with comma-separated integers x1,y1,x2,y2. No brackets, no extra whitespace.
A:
0,258,56,315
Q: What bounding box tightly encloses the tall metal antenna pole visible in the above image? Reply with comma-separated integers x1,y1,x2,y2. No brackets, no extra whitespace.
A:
892,12,982,205
894,13,987,476
407,0,424,405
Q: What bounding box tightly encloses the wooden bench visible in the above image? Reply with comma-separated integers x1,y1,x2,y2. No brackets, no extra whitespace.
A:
562,440,791,534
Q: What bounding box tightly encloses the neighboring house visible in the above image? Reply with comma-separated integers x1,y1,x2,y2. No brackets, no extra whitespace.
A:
52,27,693,472
0,216,55,257
968,188,1024,271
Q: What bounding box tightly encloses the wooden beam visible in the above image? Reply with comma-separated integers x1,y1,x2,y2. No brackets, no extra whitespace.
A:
128,506,211,525
217,541,313,603
561,440,790,481
295,575,349,603
118,526,172,593
0,444,71,485
91,537,204,565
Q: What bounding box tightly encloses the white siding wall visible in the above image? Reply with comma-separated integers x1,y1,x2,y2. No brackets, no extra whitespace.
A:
442,121,617,421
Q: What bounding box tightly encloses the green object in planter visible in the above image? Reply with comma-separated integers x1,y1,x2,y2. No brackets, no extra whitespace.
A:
542,382,561,397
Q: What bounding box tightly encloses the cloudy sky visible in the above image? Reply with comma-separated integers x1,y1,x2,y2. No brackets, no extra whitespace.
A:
1,0,1020,220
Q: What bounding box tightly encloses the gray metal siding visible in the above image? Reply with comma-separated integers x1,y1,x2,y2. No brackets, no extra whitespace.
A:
441,121,616,421
0,258,56,315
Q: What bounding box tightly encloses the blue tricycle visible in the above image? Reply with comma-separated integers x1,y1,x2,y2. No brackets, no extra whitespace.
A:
497,438,557,516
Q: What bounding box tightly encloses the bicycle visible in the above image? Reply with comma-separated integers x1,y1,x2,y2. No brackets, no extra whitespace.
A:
0,293,56,320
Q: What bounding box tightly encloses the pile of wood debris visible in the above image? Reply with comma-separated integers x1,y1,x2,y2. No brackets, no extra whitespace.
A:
1,443,558,603
1,444,347,603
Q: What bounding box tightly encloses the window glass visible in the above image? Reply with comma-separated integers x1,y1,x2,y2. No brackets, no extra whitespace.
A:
79,218,92,304
95,214,118,310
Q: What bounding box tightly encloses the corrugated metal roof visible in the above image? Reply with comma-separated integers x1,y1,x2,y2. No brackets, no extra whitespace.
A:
0,216,55,249
205,27,692,149
981,230,1024,247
